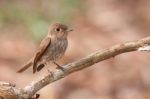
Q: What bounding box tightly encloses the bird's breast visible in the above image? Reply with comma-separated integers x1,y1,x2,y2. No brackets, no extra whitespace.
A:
43,38,68,61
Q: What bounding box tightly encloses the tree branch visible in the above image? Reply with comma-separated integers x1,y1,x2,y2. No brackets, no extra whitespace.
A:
1,36,150,99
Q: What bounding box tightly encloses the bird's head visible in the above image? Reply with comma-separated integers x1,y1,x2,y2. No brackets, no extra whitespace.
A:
48,23,73,38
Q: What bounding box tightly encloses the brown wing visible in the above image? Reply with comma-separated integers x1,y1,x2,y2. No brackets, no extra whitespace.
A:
33,37,51,73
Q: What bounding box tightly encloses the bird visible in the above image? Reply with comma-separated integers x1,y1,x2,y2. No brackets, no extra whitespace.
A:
17,23,72,73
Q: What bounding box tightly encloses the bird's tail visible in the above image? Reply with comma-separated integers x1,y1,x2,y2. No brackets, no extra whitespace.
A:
17,61,33,73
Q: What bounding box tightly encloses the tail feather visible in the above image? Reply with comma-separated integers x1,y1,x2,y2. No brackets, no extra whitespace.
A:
17,61,32,73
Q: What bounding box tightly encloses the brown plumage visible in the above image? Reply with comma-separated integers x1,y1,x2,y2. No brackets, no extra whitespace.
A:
17,23,72,73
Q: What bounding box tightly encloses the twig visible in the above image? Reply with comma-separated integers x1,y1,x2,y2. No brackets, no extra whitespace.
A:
0,36,150,99
21,36,150,98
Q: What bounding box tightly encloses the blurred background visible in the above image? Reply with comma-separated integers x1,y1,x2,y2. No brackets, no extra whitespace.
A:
0,0,150,99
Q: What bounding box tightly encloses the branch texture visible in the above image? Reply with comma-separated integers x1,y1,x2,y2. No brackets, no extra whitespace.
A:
1,36,150,99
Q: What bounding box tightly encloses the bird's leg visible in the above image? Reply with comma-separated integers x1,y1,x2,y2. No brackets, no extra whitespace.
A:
53,61,65,71
37,63,54,78
44,63,54,78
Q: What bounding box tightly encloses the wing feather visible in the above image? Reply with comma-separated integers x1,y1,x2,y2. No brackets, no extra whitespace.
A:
33,37,51,73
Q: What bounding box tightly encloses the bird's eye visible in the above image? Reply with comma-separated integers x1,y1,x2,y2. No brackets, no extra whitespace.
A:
55,28,61,32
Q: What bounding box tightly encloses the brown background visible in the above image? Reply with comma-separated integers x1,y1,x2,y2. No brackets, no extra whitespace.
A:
0,0,149,99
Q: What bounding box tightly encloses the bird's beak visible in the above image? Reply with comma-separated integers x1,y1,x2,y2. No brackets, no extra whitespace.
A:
67,28,73,32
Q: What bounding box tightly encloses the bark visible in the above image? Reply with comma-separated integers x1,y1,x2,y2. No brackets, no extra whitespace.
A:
0,37,150,99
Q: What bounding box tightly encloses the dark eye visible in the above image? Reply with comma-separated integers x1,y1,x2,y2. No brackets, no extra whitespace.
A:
55,28,61,32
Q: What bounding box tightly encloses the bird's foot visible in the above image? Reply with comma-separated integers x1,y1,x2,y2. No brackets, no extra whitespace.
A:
56,65,65,71
53,62,65,71
46,68,54,78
